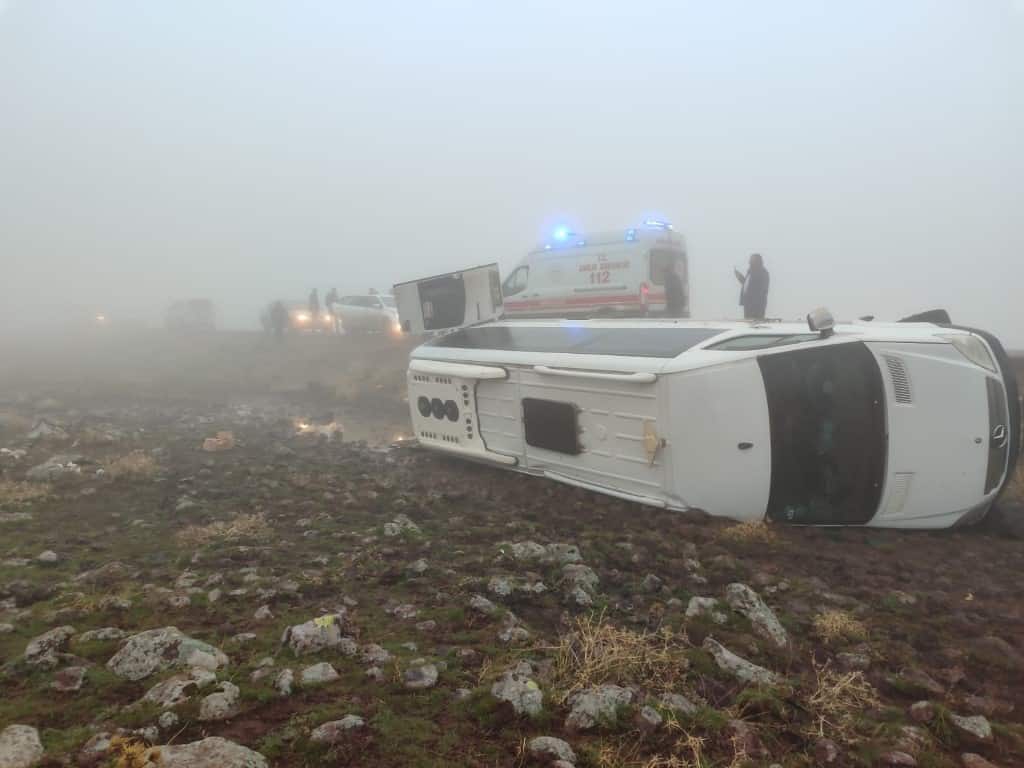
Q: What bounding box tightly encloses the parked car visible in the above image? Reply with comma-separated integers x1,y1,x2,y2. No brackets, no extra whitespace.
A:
330,294,401,334
260,300,332,333
393,266,1019,529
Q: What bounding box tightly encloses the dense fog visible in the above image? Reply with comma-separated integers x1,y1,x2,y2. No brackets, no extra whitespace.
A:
1,1,1021,343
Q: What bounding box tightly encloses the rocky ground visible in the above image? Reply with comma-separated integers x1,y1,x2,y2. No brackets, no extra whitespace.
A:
0,330,1022,768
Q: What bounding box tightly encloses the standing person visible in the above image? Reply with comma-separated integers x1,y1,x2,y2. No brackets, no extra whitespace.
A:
308,288,320,327
324,288,338,333
664,261,686,318
734,253,770,320
269,300,288,341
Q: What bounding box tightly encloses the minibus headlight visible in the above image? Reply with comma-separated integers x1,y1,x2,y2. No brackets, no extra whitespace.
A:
940,334,996,372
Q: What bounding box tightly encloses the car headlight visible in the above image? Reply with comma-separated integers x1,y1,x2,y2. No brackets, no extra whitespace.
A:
940,333,996,372
295,312,310,323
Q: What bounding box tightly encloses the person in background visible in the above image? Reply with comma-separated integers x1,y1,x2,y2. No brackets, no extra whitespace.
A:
734,253,770,320
308,288,320,326
269,300,288,340
324,287,339,333
664,260,686,318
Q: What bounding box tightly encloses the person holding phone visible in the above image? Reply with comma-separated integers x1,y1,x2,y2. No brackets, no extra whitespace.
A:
734,253,770,320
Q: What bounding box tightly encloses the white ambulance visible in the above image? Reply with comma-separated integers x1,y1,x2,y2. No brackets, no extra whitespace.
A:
501,221,689,318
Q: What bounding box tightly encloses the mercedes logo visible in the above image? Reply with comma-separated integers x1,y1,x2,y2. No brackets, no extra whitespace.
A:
992,424,1008,448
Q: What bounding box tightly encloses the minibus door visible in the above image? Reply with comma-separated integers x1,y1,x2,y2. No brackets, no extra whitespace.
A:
393,264,504,334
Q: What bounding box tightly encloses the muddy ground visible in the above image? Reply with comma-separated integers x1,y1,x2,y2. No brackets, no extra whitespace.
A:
0,330,1022,768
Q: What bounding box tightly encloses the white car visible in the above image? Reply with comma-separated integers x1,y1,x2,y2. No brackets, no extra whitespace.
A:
502,220,689,318
331,294,401,334
394,269,1018,529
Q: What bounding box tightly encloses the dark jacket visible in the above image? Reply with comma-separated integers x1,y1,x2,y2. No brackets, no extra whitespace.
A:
738,265,769,319
664,270,686,317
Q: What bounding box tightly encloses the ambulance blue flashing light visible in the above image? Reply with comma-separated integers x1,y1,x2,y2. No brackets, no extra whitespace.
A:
552,226,571,242
625,228,637,241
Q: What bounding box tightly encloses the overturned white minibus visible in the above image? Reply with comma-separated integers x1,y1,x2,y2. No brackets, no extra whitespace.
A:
393,268,1020,529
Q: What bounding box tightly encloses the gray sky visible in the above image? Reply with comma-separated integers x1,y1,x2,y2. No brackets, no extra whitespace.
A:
1,0,1022,341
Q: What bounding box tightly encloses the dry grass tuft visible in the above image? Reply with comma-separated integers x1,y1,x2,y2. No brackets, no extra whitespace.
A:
109,735,159,767
552,612,690,703
175,513,271,547
804,660,879,741
717,520,777,546
812,610,868,644
103,450,158,479
642,726,710,768
0,480,50,505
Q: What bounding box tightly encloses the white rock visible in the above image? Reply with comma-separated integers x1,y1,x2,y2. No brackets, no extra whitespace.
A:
199,682,240,721
498,625,532,645
361,644,393,665
78,733,112,765
0,724,44,768
300,662,339,685
528,736,576,764
36,551,58,564
490,664,543,716
724,583,788,648
138,737,268,767
78,627,127,642
390,603,419,620
562,564,599,594
637,705,664,729
403,663,438,690
503,541,581,565
659,692,699,716
310,716,366,744
950,714,992,742
158,711,180,730
469,594,499,616
142,669,217,709
703,637,778,685
383,514,421,537
565,685,634,731
280,614,347,655
107,627,228,681
274,668,294,696
488,576,514,598
253,605,273,621
24,625,76,668
685,596,727,625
